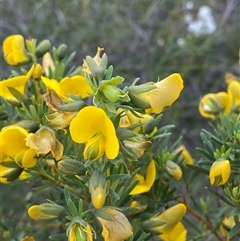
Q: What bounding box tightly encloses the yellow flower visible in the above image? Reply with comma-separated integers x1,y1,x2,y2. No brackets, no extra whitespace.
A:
209,159,231,186
134,73,183,114
117,109,155,134
68,223,93,241
97,208,133,241
28,203,64,221
151,204,186,234
199,92,229,118
130,159,156,195
220,216,240,240
159,221,187,241
175,145,194,165
0,65,34,101
2,34,29,65
225,80,240,113
1,125,37,168
41,75,93,100
69,106,119,161
26,126,63,161
20,236,35,241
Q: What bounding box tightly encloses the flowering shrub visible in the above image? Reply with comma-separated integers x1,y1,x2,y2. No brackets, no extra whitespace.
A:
0,35,240,241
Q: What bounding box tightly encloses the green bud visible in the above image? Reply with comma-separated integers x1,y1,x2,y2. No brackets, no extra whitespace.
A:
142,219,166,231
16,120,39,132
116,128,136,139
57,159,86,175
102,85,120,102
35,40,51,58
57,100,86,112
57,44,68,60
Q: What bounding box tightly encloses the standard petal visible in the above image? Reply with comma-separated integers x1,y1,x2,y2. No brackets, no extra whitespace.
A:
70,106,105,143
1,126,29,157
139,73,184,114
60,75,93,99
145,159,156,187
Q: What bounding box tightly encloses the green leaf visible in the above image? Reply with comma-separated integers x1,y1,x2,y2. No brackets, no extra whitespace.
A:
228,221,240,239
49,233,67,240
206,187,235,207
187,164,209,175
67,198,79,216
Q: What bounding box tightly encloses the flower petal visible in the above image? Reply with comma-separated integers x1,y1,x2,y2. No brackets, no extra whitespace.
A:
60,75,93,99
1,126,29,157
139,73,184,114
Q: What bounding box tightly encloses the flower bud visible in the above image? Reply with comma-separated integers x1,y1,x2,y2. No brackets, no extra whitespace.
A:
102,85,121,102
123,136,152,158
89,171,107,209
129,200,147,215
35,39,51,58
57,44,68,60
209,159,230,186
28,203,65,221
57,158,86,175
0,161,23,183
67,221,93,241
16,120,39,132
165,160,182,181
32,63,43,79
57,100,86,112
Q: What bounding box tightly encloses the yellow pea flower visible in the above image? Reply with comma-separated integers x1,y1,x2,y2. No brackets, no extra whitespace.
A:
1,125,37,168
199,92,229,118
69,106,119,161
159,221,187,241
225,80,240,113
2,34,29,65
209,159,231,186
130,159,156,195
68,222,93,241
220,216,240,240
0,65,34,101
97,208,133,241
20,236,35,241
117,109,155,134
151,203,186,234
132,73,184,114
26,126,63,161
41,75,93,100
175,145,194,166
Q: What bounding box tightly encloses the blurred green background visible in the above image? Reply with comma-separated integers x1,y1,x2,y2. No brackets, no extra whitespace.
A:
0,0,239,240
